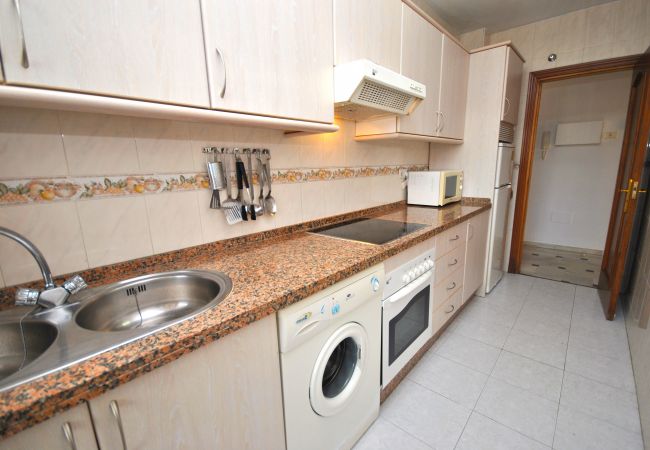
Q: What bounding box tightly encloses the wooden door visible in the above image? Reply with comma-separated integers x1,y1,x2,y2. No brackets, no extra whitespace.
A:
501,47,523,125
202,0,333,122
334,0,402,72
438,36,469,140
0,402,97,450
397,3,442,136
0,0,210,107
89,315,285,450
602,52,650,320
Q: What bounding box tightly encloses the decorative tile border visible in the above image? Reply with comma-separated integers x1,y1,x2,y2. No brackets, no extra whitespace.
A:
0,164,428,206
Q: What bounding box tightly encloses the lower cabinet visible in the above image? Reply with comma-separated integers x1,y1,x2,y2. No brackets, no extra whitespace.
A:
1,314,285,450
0,402,97,450
462,211,490,302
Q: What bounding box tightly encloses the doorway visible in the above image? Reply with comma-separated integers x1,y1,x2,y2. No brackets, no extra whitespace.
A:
519,71,633,287
509,53,648,319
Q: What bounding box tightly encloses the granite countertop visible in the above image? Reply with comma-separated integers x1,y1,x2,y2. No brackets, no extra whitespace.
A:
0,199,490,438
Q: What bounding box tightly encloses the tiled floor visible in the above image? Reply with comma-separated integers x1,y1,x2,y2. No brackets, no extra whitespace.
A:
520,243,602,287
355,274,642,450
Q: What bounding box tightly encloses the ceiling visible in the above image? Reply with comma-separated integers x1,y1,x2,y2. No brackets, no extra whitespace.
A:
420,0,616,34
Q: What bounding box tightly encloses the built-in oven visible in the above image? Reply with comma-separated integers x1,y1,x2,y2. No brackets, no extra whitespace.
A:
381,250,435,386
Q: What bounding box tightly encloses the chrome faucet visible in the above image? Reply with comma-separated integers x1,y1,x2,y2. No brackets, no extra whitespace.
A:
0,226,87,308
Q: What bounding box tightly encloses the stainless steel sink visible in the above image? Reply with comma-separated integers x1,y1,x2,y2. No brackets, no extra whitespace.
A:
75,271,230,332
0,270,232,391
0,320,57,381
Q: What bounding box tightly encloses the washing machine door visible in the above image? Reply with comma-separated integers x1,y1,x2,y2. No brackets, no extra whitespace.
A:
309,322,368,417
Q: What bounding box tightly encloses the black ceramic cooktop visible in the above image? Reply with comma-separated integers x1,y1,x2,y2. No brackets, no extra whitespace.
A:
311,218,426,245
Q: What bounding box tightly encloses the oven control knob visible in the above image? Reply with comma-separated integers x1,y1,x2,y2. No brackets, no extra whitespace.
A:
402,274,411,284
408,270,416,279
428,260,435,269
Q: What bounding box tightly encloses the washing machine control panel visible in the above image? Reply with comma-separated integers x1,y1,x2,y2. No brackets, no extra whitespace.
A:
278,267,385,353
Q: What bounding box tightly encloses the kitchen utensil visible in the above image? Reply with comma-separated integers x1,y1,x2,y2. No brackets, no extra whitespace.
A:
236,157,249,221
262,150,277,215
206,152,225,209
222,153,242,224
255,152,266,216
244,150,257,220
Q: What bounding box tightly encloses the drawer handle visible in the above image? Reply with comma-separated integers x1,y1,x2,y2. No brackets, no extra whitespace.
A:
12,0,29,68
448,258,458,267
446,281,457,291
110,400,128,450
450,234,460,241
62,422,78,450
215,47,227,98
444,304,455,314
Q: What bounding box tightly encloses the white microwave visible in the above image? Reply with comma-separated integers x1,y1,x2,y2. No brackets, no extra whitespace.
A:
407,170,463,206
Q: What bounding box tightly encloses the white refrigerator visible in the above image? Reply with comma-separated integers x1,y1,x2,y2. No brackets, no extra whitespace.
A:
485,143,514,293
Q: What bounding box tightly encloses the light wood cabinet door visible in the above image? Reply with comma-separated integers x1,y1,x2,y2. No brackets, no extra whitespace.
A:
334,0,402,72
501,47,524,125
0,0,210,107
89,315,285,450
202,0,333,123
0,403,97,450
462,211,490,302
438,36,469,140
397,4,443,137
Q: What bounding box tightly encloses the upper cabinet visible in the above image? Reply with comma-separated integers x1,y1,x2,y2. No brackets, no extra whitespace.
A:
353,2,469,143
397,4,443,137
201,0,334,123
501,46,524,125
438,36,469,140
334,0,402,72
0,0,210,107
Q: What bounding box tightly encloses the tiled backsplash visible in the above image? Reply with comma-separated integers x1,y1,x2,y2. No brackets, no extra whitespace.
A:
0,106,429,287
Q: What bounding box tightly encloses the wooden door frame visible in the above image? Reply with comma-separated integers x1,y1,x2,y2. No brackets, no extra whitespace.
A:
508,54,643,274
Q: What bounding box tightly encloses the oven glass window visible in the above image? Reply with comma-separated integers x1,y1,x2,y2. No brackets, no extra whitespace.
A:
388,285,430,365
444,175,458,199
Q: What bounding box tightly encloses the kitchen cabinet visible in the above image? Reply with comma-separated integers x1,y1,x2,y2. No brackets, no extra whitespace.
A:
201,0,334,123
397,3,443,137
89,315,285,450
438,36,469,140
354,4,469,143
0,0,210,107
0,402,97,450
501,47,524,125
462,211,490,302
334,0,402,73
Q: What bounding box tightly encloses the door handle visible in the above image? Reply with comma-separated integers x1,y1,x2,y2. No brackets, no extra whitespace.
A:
621,178,634,213
12,0,29,68
61,422,78,450
215,47,227,98
110,400,128,450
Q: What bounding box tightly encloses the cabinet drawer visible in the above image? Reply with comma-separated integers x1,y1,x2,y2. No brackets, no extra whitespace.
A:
432,289,462,335
436,223,467,257
433,266,463,310
435,244,465,285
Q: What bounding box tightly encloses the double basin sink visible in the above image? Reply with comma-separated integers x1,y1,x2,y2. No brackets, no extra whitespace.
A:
0,270,232,391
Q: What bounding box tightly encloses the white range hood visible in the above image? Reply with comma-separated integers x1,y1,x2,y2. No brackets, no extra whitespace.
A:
334,59,426,121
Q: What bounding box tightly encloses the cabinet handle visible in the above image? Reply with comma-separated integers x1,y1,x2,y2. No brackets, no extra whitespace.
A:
434,111,440,133
450,234,460,241
444,304,455,314
215,47,227,98
448,258,458,267
504,97,511,116
61,422,78,450
446,281,457,291
12,0,29,68
110,400,128,450
439,111,445,132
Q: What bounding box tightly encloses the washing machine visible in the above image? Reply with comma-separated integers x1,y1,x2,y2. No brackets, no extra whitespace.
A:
278,265,384,450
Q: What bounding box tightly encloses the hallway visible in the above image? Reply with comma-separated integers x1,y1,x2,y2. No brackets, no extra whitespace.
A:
356,274,641,450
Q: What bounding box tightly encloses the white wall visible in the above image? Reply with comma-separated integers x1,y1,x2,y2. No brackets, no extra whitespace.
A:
524,71,632,251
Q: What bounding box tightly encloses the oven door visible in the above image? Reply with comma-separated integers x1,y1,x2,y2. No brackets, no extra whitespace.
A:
382,271,434,386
